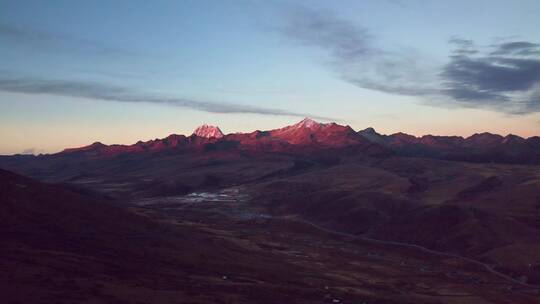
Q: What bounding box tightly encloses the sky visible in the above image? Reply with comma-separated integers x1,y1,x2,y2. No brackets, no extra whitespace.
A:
1,0,540,154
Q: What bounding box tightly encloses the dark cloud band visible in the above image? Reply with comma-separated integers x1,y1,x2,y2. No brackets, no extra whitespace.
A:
280,7,540,114
442,39,540,113
0,23,133,57
0,77,334,120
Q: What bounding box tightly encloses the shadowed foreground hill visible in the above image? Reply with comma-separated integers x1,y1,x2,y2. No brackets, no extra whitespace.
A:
3,169,540,303
0,169,327,303
0,169,238,303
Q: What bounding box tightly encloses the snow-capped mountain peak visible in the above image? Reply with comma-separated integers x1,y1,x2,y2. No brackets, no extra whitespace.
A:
293,117,323,129
192,124,224,138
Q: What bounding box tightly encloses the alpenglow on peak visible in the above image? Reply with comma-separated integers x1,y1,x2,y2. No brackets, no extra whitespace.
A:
293,117,324,129
192,124,224,139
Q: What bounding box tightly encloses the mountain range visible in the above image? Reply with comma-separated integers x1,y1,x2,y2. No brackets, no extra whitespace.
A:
18,117,539,164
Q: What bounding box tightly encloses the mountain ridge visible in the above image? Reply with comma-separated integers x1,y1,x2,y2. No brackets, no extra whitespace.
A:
358,127,540,164
6,118,540,164
54,118,382,157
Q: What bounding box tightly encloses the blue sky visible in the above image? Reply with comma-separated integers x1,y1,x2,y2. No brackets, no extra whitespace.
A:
1,0,540,154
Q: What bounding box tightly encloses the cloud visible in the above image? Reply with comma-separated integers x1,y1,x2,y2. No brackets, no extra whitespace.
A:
279,7,437,97
0,76,334,120
279,7,540,115
441,39,540,114
490,41,540,56
0,23,133,57
449,37,478,55
0,22,337,120
281,7,372,61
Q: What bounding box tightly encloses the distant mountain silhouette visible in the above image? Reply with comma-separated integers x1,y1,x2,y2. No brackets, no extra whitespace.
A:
357,127,540,164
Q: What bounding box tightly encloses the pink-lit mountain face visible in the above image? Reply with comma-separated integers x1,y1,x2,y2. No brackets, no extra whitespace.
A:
54,118,385,158
268,118,360,146
192,124,224,139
